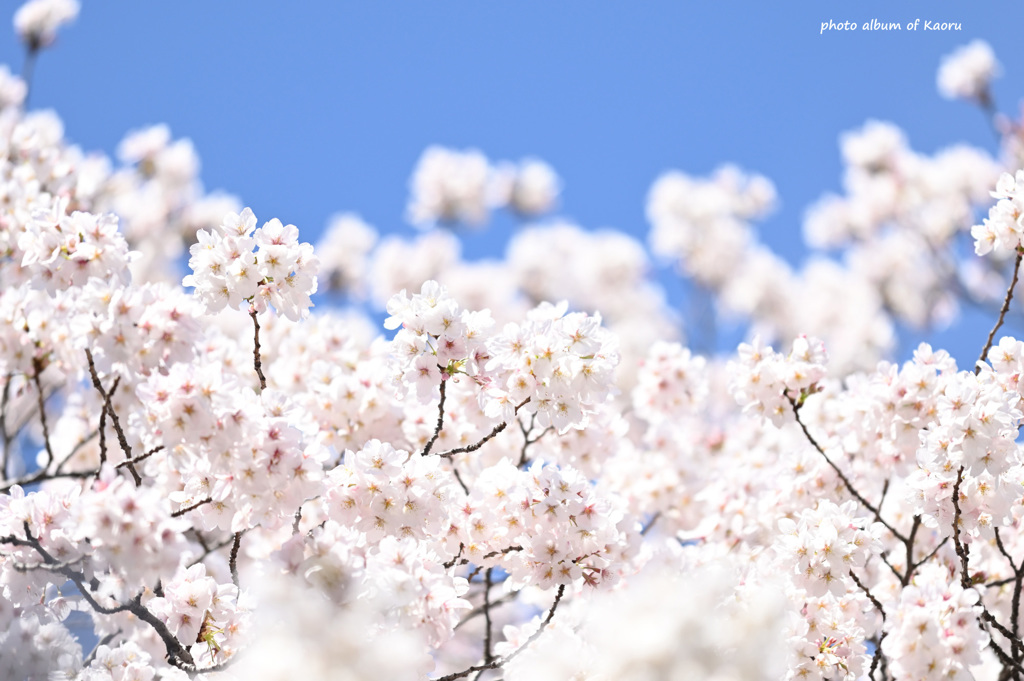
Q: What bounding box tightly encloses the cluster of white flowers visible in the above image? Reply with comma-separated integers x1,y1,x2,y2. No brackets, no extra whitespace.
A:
483,302,619,431
385,279,495,402
325,439,452,544
18,199,135,294
455,458,636,589
147,563,247,664
776,500,883,598
139,363,328,533
647,164,776,287
972,169,1024,255
909,361,1024,538
407,146,560,227
183,207,319,321
729,335,828,426
13,0,78,49
937,39,1000,101
882,563,989,680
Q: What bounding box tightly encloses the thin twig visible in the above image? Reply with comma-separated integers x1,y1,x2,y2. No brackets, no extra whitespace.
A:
172,497,213,517
187,534,236,569
455,591,520,631
641,511,661,536
517,419,553,468
435,584,565,681
0,466,100,494
452,466,470,495
31,358,54,470
908,536,948,580
250,308,267,390
115,445,164,471
0,374,13,478
995,527,1024,672
4,523,200,670
482,568,494,664
788,396,905,543
84,351,141,485
977,251,1023,374
229,531,243,588
421,378,447,457
951,467,971,589
438,421,509,459
82,629,122,668
436,398,533,459
850,570,887,680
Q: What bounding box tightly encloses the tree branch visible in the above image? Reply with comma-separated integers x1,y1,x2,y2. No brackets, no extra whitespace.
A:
434,584,565,681
788,396,906,543
977,251,1023,374
250,307,267,390
420,377,447,457
84,351,142,485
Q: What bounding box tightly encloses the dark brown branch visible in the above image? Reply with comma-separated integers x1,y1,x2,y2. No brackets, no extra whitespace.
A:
1,374,13,478
97,403,108,466
995,527,1024,673
172,497,214,517
455,591,520,631
84,351,141,485
788,396,906,543
0,454,110,493
187,534,236,569
82,629,122,668
436,399,532,459
452,466,470,496
908,536,948,580
641,511,661,537
482,568,495,665
250,308,267,390
950,469,1024,676
878,551,903,582
980,610,1024,675
5,523,198,670
435,584,565,681
516,414,553,468
420,377,447,457
0,442,161,495
444,544,465,570
115,445,164,471
951,467,971,589
898,516,922,586
438,421,509,459
977,251,1023,374
452,545,525,572
31,358,55,470
850,570,887,681
229,531,243,588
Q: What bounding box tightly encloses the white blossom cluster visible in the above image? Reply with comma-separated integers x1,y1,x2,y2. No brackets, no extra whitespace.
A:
729,334,828,426
972,169,1024,255
407,146,560,227
183,207,319,321
937,39,1000,101
13,0,78,49
882,564,989,680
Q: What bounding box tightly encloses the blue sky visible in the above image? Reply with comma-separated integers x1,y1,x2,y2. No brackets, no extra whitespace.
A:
3,1,1024,363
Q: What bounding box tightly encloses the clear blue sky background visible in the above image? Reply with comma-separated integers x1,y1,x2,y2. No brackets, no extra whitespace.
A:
3,1,1024,364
